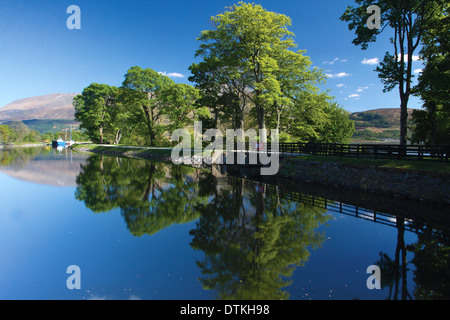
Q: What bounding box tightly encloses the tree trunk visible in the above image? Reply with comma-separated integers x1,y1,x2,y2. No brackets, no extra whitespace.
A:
399,97,409,147
142,105,154,146
256,104,266,131
114,129,122,145
99,127,104,144
428,101,437,146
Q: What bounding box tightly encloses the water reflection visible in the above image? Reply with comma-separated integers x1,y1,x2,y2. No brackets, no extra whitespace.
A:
0,146,87,186
190,177,330,300
75,155,207,236
73,154,450,300
1,148,449,300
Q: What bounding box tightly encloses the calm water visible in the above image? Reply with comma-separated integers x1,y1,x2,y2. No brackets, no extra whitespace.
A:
0,146,449,300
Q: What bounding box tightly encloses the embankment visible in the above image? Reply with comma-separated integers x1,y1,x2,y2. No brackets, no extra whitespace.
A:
277,157,450,205
71,144,173,161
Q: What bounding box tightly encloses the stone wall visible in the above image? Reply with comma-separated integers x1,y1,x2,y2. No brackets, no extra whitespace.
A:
278,159,450,205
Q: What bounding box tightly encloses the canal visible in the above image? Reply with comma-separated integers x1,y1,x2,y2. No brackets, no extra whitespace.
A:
0,146,449,300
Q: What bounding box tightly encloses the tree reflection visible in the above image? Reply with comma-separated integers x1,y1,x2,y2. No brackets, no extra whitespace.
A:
376,219,450,300
190,178,331,300
75,155,208,236
0,146,48,168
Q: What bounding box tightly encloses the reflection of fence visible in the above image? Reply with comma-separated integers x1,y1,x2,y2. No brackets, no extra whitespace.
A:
227,176,450,239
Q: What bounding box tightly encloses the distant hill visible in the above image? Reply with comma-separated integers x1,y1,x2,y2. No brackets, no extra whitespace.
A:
350,108,417,142
20,119,81,134
0,93,79,122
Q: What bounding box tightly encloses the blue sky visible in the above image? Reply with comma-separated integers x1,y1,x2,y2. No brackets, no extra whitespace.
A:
0,0,424,113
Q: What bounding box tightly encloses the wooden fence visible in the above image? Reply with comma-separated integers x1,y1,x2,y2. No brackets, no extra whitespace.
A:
240,142,449,162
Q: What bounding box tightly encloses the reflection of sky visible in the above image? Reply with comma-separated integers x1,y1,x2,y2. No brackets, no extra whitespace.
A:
0,150,426,300
0,172,207,300
290,212,418,300
0,149,89,187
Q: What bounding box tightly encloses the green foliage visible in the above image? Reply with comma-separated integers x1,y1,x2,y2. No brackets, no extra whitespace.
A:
0,124,12,143
74,83,121,144
0,122,42,143
190,1,328,137
319,102,355,143
410,3,450,145
410,106,450,145
122,66,175,145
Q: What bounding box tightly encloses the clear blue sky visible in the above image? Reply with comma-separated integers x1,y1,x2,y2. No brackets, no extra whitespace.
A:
0,0,424,113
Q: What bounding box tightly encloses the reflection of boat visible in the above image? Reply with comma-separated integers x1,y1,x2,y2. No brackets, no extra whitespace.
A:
52,137,66,148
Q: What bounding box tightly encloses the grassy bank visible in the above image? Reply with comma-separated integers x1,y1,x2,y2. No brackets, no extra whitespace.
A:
71,144,173,160
290,154,450,174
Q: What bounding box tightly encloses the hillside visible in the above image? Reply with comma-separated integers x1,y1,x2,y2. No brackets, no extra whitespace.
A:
0,93,79,122
350,108,417,142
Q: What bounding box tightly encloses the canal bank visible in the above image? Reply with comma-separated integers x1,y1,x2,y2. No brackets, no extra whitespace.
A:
277,156,450,205
71,144,173,161
71,144,450,205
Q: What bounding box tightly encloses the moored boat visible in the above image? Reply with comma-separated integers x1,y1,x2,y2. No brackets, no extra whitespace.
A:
52,137,66,148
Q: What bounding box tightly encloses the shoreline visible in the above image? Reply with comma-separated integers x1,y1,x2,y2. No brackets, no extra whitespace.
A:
71,144,450,206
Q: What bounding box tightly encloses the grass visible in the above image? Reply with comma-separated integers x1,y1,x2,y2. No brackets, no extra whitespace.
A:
292,154,450,174
71,144,173,157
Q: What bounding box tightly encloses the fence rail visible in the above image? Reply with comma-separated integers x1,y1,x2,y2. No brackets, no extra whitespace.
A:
230,142,449,162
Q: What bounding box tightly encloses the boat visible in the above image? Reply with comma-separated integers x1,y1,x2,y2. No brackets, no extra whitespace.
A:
52,137,66,148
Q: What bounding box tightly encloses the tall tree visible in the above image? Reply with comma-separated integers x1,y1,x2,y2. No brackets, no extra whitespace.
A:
340,0,445,147
193,2,320,134
74,83,119,144
410,2,450,145
122,66,174,146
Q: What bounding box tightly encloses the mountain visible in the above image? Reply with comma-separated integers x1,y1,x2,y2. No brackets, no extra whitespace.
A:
350,108,418,142
0,93,79,122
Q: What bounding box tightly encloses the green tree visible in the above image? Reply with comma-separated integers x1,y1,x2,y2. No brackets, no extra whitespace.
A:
280,91,330,143
74,83,120,144
0,124,12,143
319,102,356,144
192,2,324,135
340,0,446,147
122,66,175,146
410,2,450,145
160,83,201,132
